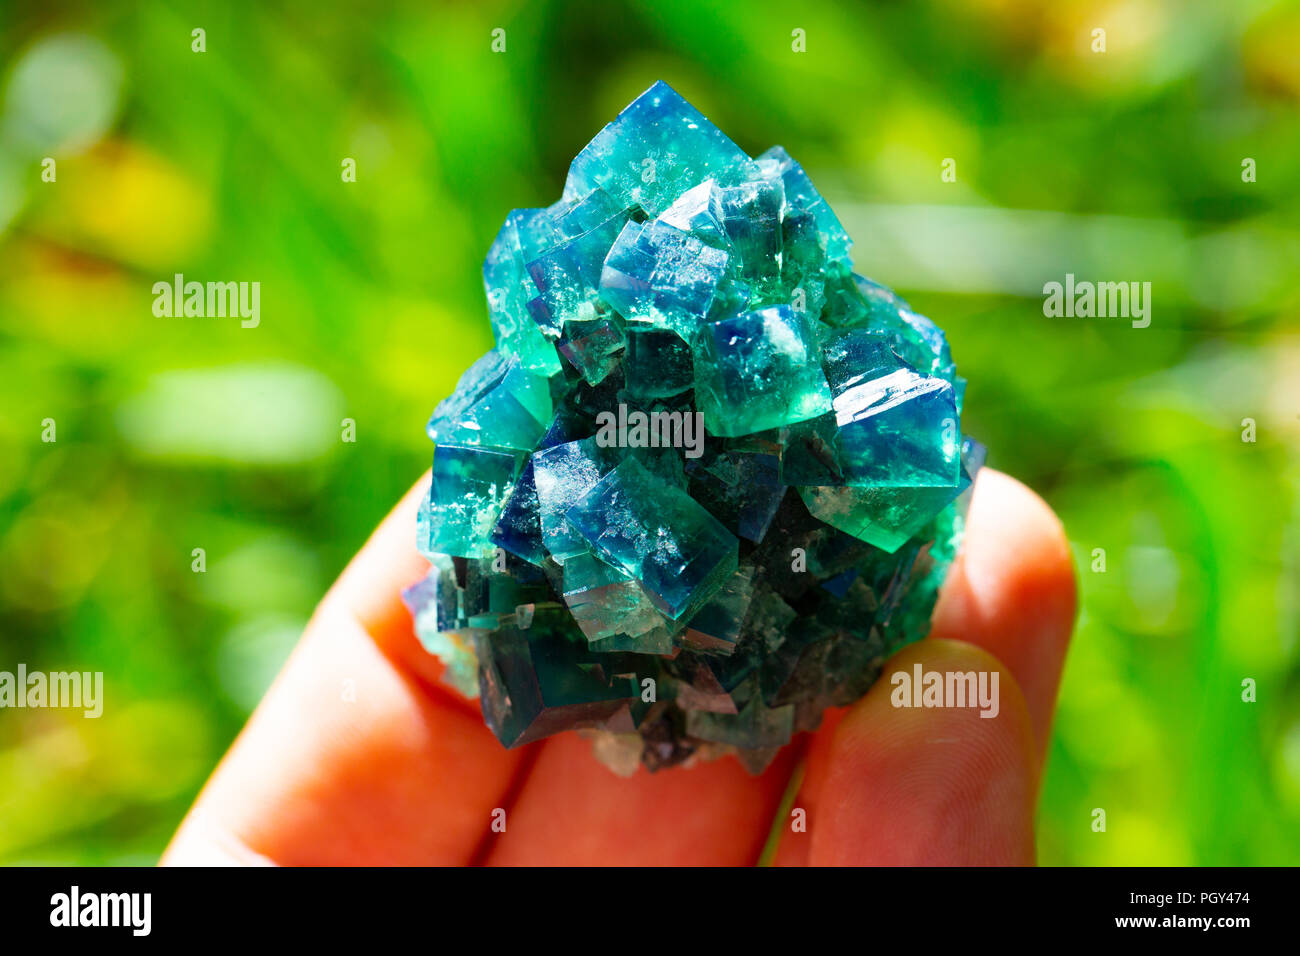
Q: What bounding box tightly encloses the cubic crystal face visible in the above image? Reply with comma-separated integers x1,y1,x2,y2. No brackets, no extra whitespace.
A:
420,444,518,559
567,457,740,621
600,219,731,338
407,80,981,774
692,305,832,437
564,80,754,216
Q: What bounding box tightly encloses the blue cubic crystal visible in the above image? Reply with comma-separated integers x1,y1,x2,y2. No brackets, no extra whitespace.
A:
566,456,739,621
600,219,730,339
531,437,618,563
692,304,833,437
412,80,979,774
822,329,960,488
426,350,553,453
421,444,518,559
564,80,754,217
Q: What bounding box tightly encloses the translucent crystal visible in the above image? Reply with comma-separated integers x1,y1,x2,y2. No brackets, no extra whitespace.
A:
692,305,833,437
426,351,553,453
822,329,960,488
420,444,517,559
624,326,694,400
525,190,638,339
716,178,783,281
532,438,617,563
564,80,754,217
475,615,641,748
401,556,481,698
659,180,728,246
566,456,739,621
561,551,675,654
757,145,852,272
413,81,979,772
484,210,562,373
600,219,730,339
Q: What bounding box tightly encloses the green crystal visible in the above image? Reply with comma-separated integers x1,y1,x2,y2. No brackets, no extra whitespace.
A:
798,482,966,554
692,305,833,437
624,326,694,399
686,686,795,750
564,80,754,217
532,437,616,562
566,456,739,621
600,219,731,339
758,145,853,272
483,209,564,377
412,81,981,773
822,329,960,488
716,179,784,281
475,614,640,748
561,550,675,654
681,568,754,655
420,444,517,559
526,190,638,340
401,555,480,698
426,351,553,453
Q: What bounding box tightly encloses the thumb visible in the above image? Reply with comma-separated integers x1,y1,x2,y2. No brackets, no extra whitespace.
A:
776,639,1037,866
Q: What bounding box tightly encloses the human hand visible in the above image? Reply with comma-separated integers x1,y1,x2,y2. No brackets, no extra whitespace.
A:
163,468,1074,866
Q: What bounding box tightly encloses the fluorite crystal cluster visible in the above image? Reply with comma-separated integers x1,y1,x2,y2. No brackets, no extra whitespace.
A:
405,81,983,774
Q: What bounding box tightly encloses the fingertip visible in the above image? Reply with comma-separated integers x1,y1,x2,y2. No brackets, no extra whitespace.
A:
486,734,796,866
327,471,431,641
932,469,1076,764
769,707,847,867
807,639,1037,866
161,812,276,866
950,469,1075,623
179,611,525,865
321,471,477,705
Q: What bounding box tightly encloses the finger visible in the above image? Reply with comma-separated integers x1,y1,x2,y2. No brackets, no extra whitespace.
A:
930,469,1077,765
163,607,534,865
490,468,1071,866
164,474,530,865
324,470,477,709
767,707,846,866
779,639,1037,866
484,732,799,866
772,468,1070,865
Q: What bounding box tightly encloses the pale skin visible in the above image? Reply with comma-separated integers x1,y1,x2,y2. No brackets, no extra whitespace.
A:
164,468,1075,865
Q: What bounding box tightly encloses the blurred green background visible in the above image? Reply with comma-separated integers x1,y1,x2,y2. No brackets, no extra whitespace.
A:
1,0,1297,865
